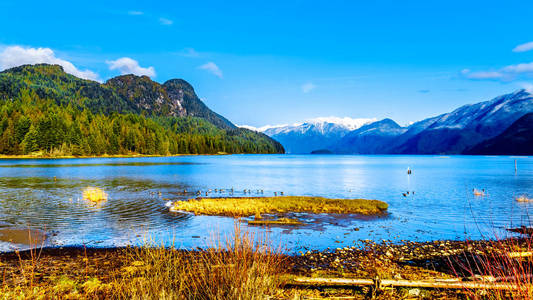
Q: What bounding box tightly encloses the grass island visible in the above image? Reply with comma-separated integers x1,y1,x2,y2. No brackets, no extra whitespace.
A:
169,196,388,218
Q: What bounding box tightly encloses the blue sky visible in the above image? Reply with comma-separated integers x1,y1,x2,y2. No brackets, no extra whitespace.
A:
1,0,533,126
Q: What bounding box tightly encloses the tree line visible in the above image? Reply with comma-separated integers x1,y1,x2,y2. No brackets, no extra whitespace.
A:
0,96,283,156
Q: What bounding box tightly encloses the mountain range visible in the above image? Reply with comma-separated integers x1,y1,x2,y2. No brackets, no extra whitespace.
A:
244,90,533,155
242,117,375,154
0,64,284,156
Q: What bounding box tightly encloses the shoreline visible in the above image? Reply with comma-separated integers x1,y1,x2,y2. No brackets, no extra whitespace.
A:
1,237,529,298
0,153,529,160
0,153,233,160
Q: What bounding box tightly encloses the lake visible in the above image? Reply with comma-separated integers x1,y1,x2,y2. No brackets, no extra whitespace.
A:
0,155,532,252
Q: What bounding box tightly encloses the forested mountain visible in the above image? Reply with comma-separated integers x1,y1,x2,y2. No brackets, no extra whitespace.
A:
0,64,284,156
464,113,533,155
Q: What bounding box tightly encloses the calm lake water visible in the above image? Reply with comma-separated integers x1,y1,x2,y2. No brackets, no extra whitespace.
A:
0,155,532,252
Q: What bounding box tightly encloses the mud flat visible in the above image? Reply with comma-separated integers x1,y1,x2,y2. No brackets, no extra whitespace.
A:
0,228,46,246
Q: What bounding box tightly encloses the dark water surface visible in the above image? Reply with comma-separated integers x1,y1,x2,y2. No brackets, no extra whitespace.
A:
0,155,531,252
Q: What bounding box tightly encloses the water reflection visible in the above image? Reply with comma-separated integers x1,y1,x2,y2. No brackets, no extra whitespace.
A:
0,162,200,168
0,155,531,252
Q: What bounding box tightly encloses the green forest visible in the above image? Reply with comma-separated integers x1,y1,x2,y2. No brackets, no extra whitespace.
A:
0,64,284,156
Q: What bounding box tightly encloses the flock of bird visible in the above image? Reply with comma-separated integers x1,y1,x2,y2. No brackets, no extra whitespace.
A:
156,188,286,209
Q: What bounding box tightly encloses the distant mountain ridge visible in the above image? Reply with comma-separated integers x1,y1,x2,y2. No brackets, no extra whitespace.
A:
245,90,533,155
334,118,407,154
245,117,375,154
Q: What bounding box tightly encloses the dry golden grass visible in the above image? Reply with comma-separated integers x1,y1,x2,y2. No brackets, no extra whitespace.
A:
0,223,289,299
170,196,388,217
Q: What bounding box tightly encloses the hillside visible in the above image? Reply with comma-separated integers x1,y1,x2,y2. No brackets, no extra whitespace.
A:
387,90,533,154
334,119,407,154
464,113,533,155
0,64,284,156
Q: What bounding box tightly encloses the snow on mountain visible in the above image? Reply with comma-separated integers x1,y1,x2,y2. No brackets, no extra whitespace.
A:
389,89,533,154
304,117,377,131
240,89,533,154
240,117,375,134
239,117,376,154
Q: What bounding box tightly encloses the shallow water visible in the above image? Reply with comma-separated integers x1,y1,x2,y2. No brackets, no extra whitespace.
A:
0,155,531,252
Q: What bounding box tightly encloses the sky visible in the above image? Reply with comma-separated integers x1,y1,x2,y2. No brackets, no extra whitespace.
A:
1,0,533,127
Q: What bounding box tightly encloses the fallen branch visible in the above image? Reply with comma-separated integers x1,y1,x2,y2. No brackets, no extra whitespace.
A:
508,251,533,258
290,277,526,290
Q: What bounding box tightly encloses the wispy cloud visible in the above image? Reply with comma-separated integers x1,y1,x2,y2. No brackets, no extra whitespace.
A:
418,89,430,94
106,57,156,77
159,17,173,25
128,11,144,16
461,60,533,81
179,48,200,58
513,41,533,53
198,62,223,78
0,46,99,81
301,82,316,93
502,62,533,73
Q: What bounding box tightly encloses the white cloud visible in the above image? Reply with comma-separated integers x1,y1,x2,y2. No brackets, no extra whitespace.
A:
301,82,316,93
159,17,173,25
461,69,505,80
198,62,223,78
106,57,156,77
513,41,533,53
128,11,144,15
0,46,99,81
502,62,533,73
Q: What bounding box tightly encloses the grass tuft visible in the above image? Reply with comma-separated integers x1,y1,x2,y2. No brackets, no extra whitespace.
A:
82,187,108,203
1,223,289,299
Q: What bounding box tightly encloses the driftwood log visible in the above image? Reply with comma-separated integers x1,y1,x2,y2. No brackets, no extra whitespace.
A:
290,277,527,290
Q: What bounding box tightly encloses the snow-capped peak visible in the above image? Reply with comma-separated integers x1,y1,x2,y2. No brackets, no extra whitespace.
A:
239,116,376,133
304,117,377,130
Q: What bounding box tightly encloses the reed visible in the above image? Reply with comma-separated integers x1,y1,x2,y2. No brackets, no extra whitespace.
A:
448,236,533,299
